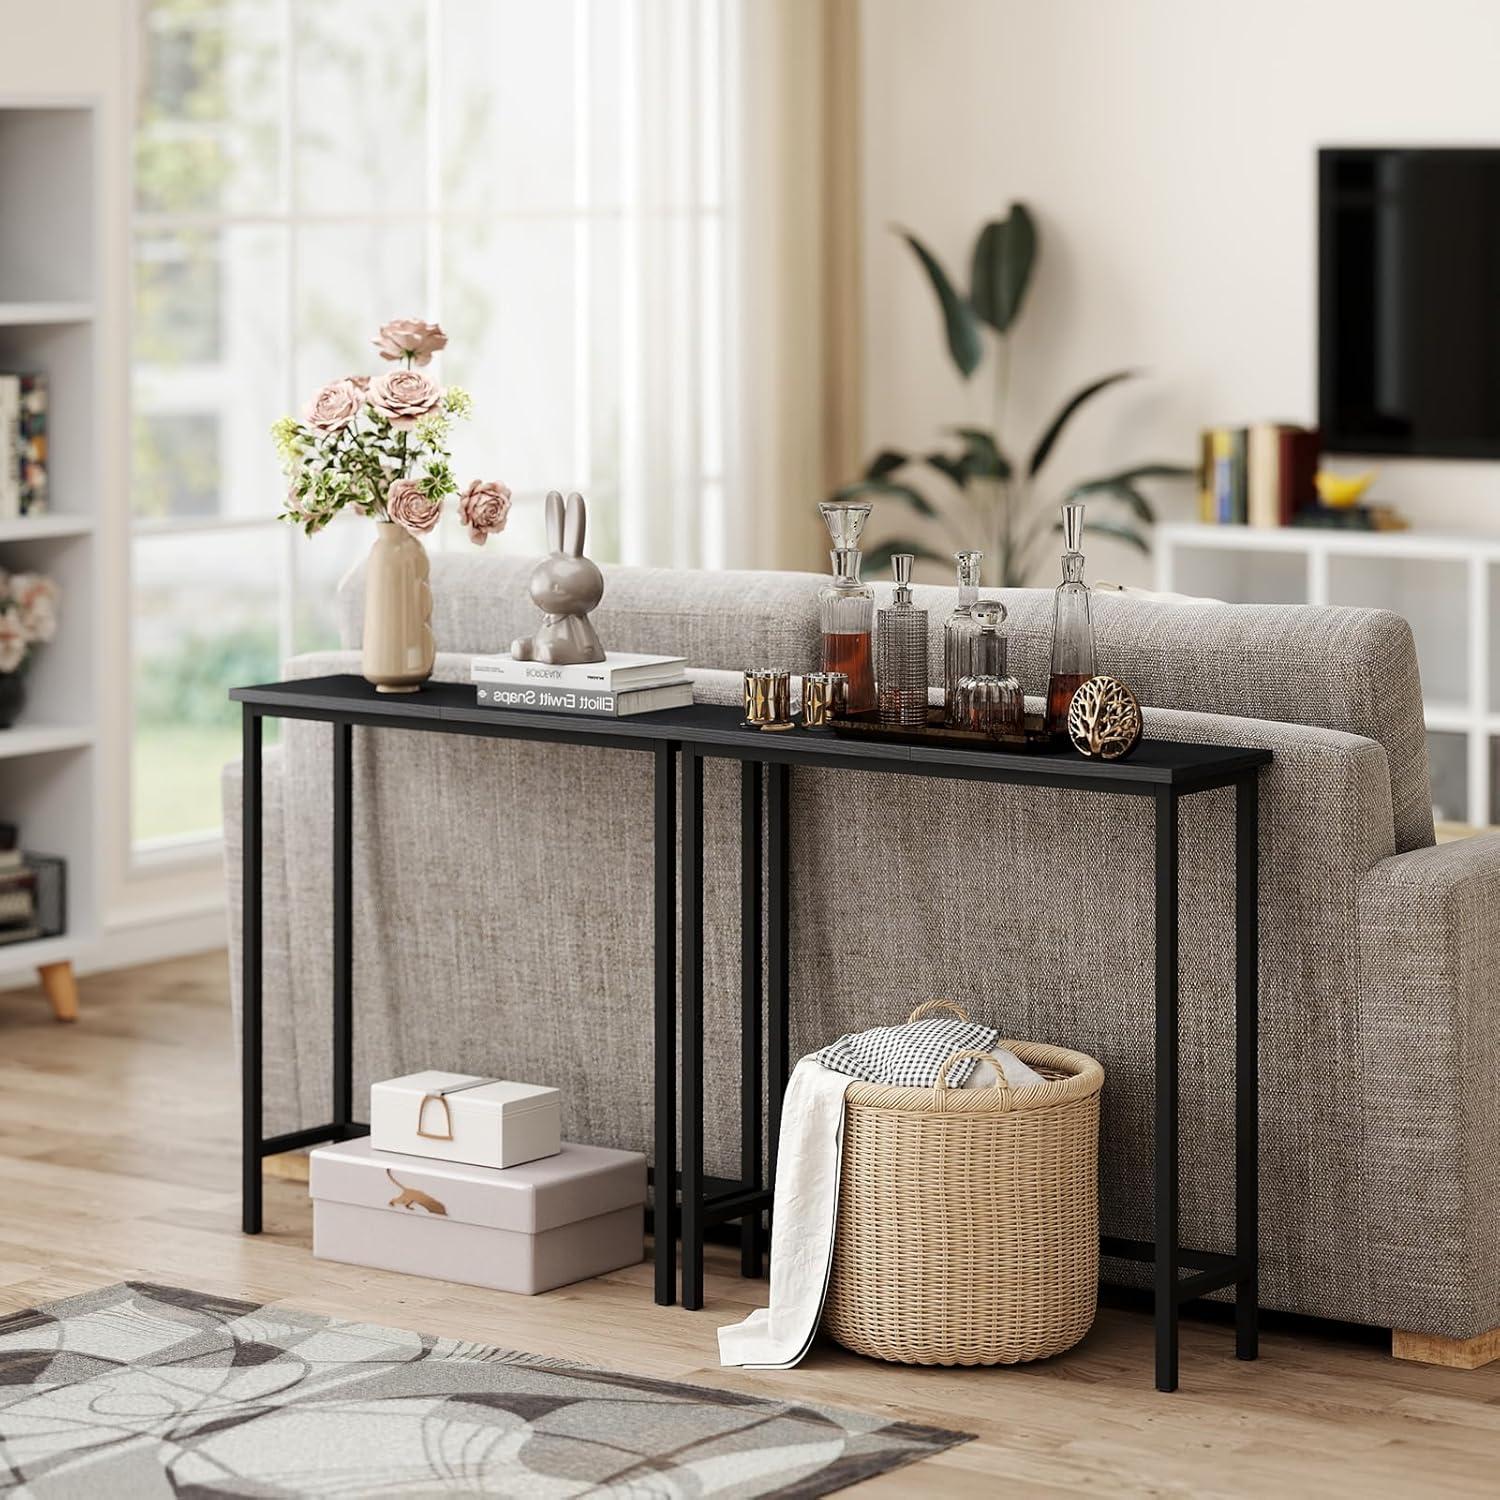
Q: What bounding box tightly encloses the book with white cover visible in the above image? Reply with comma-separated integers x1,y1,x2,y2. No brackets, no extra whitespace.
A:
0,376,18,520
471,649,687,691
475,680,693,717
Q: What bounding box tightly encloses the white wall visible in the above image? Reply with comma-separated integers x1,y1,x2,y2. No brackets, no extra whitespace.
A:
860,0,1500,585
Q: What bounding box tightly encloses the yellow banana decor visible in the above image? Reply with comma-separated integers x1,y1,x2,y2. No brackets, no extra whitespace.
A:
1314,468,1377,508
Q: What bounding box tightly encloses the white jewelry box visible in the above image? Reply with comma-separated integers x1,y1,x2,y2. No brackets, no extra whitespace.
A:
370,1070,561,1170
311,1136,644,1295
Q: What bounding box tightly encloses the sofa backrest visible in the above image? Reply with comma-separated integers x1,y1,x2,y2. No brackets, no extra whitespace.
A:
338,551,1434,851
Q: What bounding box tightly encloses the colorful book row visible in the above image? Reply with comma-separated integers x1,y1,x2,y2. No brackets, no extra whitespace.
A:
1198,423,1318,528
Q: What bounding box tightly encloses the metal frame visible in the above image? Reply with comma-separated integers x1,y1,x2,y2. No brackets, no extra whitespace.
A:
234,675,1268,1393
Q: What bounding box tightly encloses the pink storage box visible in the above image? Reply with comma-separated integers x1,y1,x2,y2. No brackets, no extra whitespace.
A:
310,1136,645,1295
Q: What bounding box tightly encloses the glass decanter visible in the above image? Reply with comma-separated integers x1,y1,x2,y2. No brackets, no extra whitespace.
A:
959,600,1023,738
942,549,985,725
876,553,929,727
817,499,876,714
1045,502,1097,737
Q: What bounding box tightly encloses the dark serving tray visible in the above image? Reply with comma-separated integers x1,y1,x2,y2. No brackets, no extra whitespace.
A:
826,705,1060,753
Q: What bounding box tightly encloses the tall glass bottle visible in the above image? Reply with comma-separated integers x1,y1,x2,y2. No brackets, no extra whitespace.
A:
876,553,929,727
816,500,876,713
942,549,985,725
1045,502,1097,736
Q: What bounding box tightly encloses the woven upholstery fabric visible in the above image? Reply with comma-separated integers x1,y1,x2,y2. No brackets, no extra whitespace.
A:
350,554,1433,852
222,560,1492,1339
1357,836,1500,1337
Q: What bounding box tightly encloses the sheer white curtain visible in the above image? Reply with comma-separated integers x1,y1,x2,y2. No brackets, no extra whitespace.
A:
130,0,777,846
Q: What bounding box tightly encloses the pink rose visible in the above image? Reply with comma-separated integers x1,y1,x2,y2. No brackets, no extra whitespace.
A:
346,374,370,392
0,607,25,674
304,378,364,434
457,479,512,545
368,368,442,429
9,572,58,643
386,478,441,535
372,318,448,366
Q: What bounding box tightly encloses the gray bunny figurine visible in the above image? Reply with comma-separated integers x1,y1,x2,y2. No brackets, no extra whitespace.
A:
511,490,606,664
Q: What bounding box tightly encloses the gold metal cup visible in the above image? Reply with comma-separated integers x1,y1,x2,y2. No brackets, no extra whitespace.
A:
800,671,848,727
743,669,793,729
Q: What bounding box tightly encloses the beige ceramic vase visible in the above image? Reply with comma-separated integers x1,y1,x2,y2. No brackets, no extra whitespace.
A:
362,521,435,693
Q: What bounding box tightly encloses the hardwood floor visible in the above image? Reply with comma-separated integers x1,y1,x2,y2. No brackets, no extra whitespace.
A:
3,952,1499,1497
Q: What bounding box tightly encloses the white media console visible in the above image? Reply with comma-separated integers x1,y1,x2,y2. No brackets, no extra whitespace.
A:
1157,523,1500,830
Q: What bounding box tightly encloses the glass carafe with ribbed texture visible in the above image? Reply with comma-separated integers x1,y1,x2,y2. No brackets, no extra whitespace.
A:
942,549,984,725
817,500,876,713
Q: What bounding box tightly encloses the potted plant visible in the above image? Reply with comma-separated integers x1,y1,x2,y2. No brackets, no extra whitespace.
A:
0,570,59,728
834,204,1191,583
273,318,512,693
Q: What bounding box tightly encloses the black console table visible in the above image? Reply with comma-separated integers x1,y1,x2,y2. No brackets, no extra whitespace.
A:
232,674,1269,1394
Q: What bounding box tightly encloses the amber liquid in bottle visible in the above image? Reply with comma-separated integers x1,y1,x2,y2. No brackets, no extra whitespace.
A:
1045,672,1092,736
824,631,875,713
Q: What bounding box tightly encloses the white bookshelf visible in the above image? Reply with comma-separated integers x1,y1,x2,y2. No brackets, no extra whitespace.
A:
0,99,99,987
1158,523,1500,828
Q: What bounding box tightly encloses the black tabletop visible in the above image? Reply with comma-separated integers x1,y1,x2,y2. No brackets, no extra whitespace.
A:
231,675,1272,789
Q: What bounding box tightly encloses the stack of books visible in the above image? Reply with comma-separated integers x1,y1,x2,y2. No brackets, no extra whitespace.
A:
0,832,41,946
0,373,47,517
470,651,692,717
1198,422,1318,528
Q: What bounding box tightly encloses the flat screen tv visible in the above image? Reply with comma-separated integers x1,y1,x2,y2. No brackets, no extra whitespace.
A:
1320,147,1500,458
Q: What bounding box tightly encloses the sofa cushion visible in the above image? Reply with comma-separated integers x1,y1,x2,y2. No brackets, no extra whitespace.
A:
338,553,1433,852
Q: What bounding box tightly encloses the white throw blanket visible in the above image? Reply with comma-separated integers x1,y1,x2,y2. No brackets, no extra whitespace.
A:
718,1043,1045,1368
716,1058,849,1369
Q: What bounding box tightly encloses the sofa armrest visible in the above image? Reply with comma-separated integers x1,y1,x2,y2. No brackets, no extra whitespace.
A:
1358,834,1500,1337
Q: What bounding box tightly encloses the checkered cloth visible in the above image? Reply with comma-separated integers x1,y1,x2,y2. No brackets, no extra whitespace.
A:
813,1014,1009,1089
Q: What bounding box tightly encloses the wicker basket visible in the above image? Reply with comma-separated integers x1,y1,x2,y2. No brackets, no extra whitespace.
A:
822,1001,1104,1366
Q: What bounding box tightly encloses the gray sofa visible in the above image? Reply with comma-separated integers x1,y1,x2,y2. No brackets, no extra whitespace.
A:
224,551,1500,1346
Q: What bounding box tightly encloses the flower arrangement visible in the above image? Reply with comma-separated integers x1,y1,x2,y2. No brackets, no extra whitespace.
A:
273,317,511,544
0,570,58,675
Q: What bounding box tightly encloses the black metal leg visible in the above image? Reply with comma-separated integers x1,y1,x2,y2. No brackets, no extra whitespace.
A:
1154,789,1180,1393
740,761,765,1279
680,745,705,1310
766,762,790,1198
653,744,678,1307
241,709,263,1235
333,722,354,1130
1235,773,1260,1360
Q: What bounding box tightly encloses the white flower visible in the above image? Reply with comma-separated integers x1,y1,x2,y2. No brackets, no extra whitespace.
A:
0,607,27,673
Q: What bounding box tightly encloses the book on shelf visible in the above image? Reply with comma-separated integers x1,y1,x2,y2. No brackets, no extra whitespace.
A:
474,680,695,717
470,649,687,692
0,374,47,518
1200,422,1318,527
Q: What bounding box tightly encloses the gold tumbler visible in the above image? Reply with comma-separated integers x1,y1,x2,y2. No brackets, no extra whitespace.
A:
800,671,848,727
743,669,793,730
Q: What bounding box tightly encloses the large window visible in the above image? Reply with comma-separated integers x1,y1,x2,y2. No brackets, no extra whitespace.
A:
131,0,733,848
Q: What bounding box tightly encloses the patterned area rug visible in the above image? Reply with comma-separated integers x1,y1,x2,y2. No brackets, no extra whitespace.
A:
0,1282,968,1497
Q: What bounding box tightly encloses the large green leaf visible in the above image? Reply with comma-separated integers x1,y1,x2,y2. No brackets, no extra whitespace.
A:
924,450,970,488
1027,370,1136,477
828,478,937,518
970,203,1037,334
898,230,983,379
1054,516,1150,555
1097,462,1194,483
863,538,948,576
949,426,1012,480
863,449,909,480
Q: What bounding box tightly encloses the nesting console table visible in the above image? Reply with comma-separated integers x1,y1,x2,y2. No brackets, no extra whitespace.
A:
232,673,1270,1393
